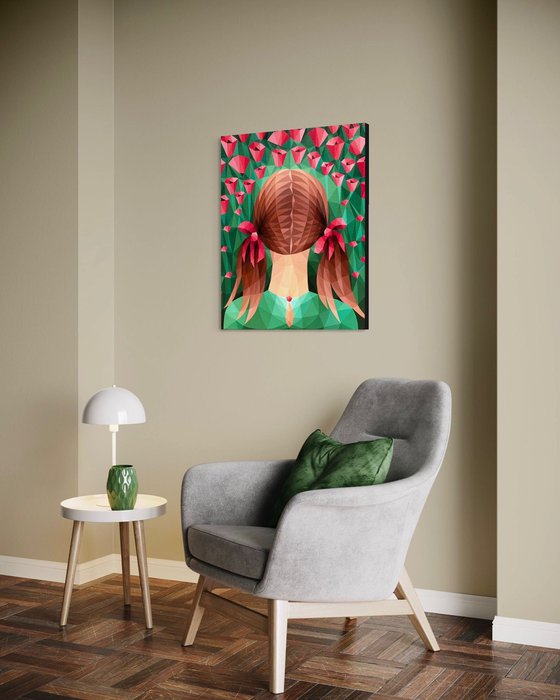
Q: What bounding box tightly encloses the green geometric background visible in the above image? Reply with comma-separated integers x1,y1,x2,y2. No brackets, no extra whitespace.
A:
221,123,368,329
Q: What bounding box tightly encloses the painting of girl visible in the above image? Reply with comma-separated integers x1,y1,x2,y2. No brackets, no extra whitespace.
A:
221,124,368,330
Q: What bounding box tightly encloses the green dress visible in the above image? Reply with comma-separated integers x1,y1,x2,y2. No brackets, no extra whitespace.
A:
223,291,359,330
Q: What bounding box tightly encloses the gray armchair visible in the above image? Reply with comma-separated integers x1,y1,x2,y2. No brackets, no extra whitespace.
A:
181,378,451,694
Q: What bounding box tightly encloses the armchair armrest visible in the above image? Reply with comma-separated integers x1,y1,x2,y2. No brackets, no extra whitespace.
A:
256,473,435,602
181,460,294,556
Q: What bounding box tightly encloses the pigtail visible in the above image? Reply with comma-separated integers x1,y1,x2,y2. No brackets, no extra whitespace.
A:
315,218,365,321
225,221,267,321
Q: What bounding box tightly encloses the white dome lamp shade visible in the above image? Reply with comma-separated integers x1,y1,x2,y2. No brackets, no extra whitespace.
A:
82,385,146,465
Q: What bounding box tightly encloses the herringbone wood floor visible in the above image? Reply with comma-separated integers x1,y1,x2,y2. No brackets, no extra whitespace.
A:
0,574,558,699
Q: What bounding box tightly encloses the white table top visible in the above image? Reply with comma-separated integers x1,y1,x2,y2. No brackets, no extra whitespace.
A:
60,494,167,522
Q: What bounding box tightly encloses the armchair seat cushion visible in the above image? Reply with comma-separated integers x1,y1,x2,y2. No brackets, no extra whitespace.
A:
187,524,276,580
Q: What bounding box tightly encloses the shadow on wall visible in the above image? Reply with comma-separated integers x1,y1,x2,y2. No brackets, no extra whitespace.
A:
453,0,497,595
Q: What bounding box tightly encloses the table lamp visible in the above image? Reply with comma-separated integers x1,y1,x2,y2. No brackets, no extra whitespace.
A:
82,385,146,510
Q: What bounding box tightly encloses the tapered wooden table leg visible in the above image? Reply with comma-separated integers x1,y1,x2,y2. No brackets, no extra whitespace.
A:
132,520,152,629
60,520,84,627
119,522,131,606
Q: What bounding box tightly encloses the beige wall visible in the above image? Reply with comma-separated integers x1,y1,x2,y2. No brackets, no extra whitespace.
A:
0,0,116,564
114,0,497,596
0,0,79,561
78,0,115,561
498,0,560,624
3,0,559,626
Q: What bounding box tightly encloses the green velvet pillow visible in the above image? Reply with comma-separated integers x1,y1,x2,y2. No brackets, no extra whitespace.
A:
270,429,393,526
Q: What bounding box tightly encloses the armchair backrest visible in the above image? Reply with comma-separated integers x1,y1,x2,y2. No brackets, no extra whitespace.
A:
330,378,451,483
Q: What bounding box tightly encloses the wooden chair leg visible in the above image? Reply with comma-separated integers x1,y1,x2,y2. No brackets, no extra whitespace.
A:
182,575,207,646
268,599,288,694
395,568,440,651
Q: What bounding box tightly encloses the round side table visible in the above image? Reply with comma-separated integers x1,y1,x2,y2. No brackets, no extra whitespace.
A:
59,494,167,629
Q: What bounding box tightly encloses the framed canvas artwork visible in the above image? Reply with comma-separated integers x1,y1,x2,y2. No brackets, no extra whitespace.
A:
221,123,369,330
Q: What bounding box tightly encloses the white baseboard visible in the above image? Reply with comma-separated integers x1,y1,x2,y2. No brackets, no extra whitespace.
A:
4,553,560,649
74,554,117,584
0,554,197,586
0,555,70,584
0,555,513,633
0,555,495,618
417,588,496,620
493,615,560,649
130,556,198,583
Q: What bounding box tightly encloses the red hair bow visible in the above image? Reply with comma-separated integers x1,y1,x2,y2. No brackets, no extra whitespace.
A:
238,221,266,267
314,218,347,259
